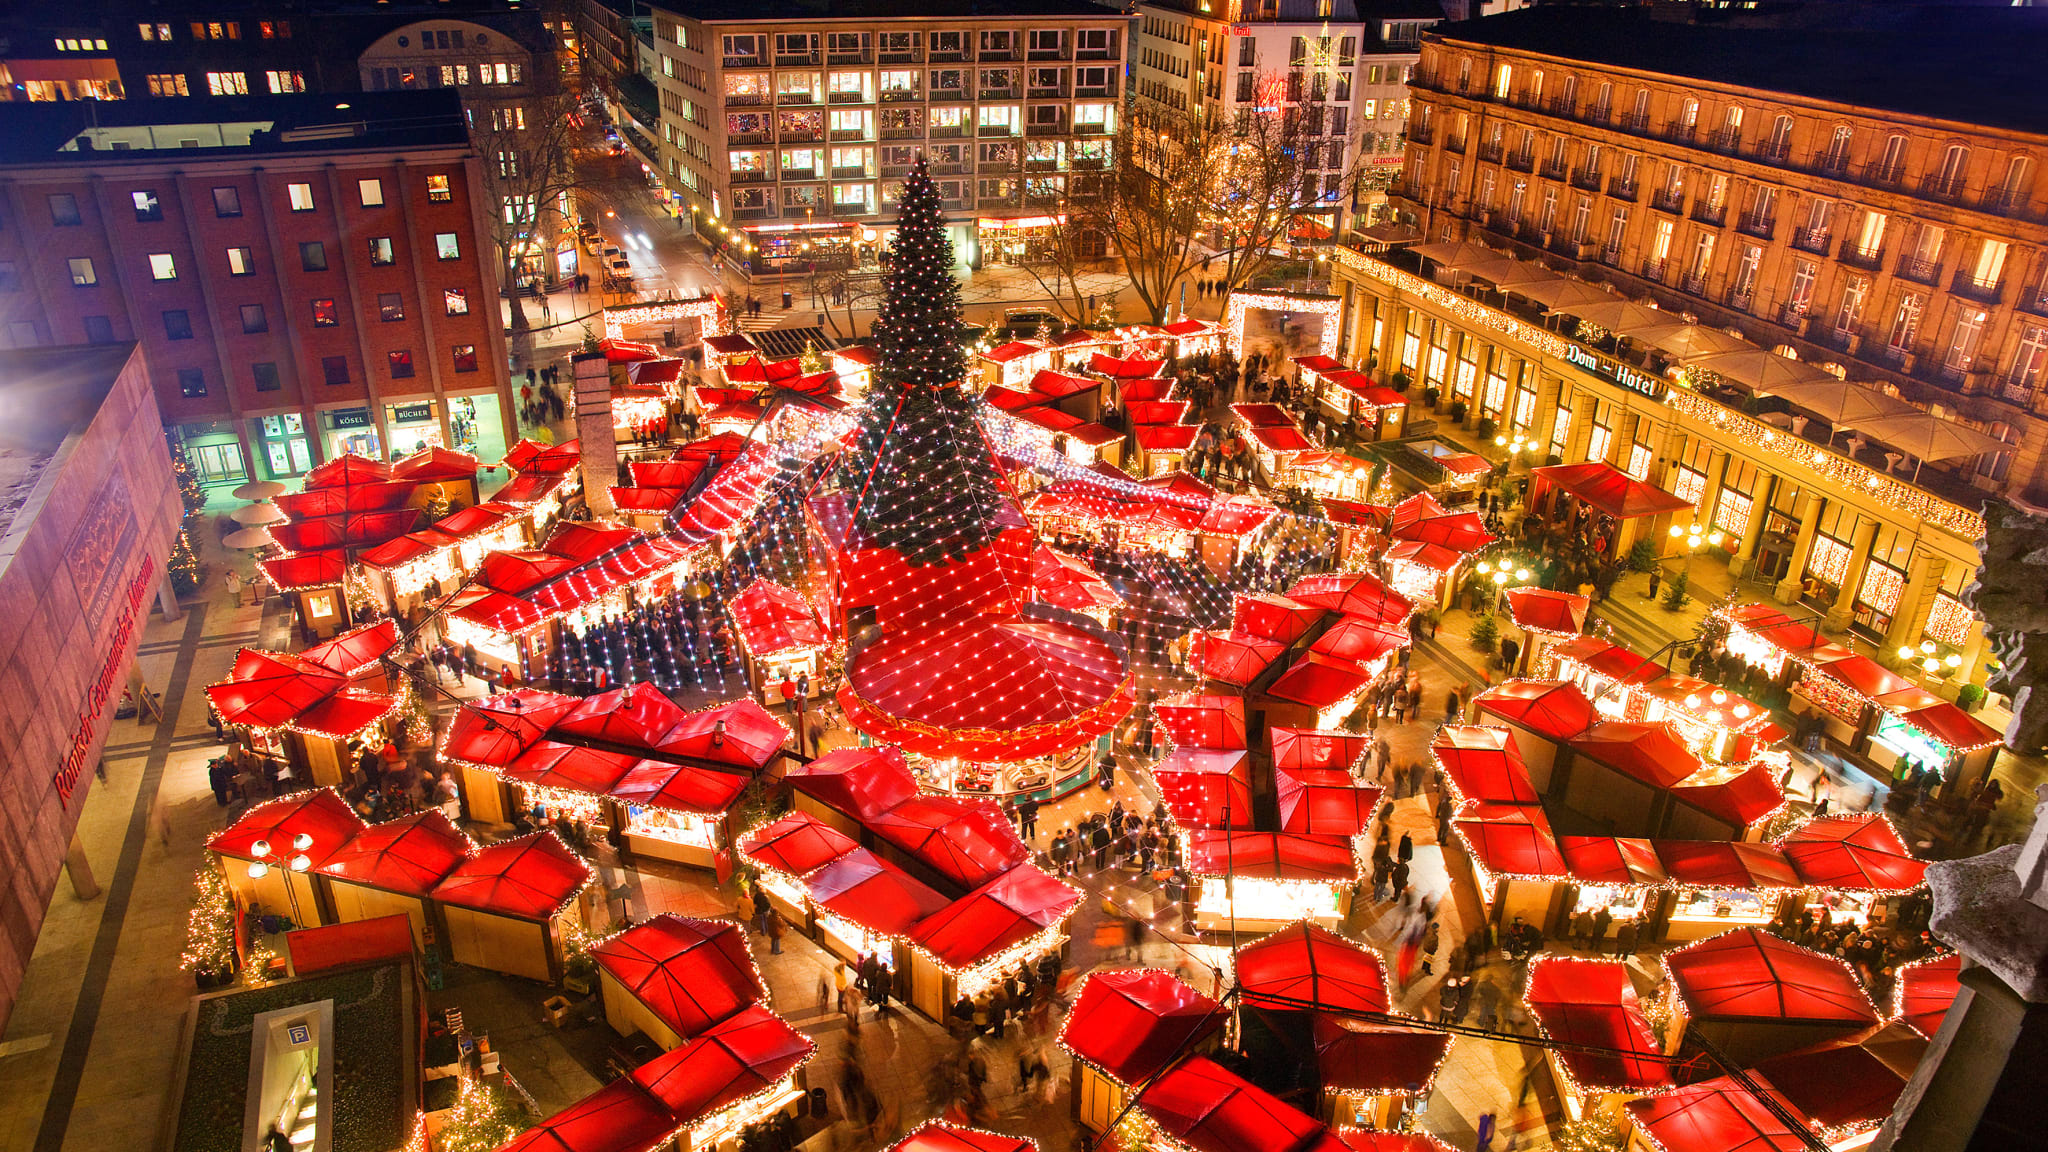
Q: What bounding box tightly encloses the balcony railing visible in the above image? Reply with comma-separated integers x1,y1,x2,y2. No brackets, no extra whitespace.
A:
1952,270,2005,304
1791,227,1832,255
1504,150,1535,172
1662,121,1697,144
1681,272,1709,296
827,49,871,64
1897,254,1942,285
1650,188,1684,214
733,205,776,220
1841,244,1884,271
778,168,819,182
1985,187,2031,217
1027,85,1067,99
1539,159,1567,180
828,127,868,141
828,90,866,104
1477,142,1503,163
1708,127,1742,154
777,92,817,105
880,125,921,139
1570,168,1602,191
1601,243,1624,265
978,88,1017,101
1921,173,1969,202
977,122,1016,137
1407,124,1434,146
880,49,922,64
2020,287,2048,319
1607,177,1638,201
928,124,966,138
725,93,767,107
727,130,771,145
1691,203,1726,227
1025,121,1065,136
723,54,766,69
776,51,820,66
831,165,870,179
831,201,870,216
731,169,771,183
1642,258,1668,281
1620,110,1650,133
1736,214,1773,240
1815,152,1853,178
1758,139,1792,164
1444,135,1468,154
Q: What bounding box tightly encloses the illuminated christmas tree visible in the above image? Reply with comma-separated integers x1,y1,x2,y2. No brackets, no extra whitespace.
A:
179,866,237,975
839,156,1008,565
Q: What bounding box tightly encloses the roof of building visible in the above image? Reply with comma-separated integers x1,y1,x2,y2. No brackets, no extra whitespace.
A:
1428,6,2048,136
0,90,470,166
657,0,1124,22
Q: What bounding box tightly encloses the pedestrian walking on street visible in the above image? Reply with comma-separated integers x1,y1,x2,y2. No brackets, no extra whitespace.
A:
767,908,785,953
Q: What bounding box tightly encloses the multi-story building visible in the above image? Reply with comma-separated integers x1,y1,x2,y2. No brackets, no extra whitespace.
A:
0,91,514,489
1329,5,2048,672
645,0,1129,274
0,17,128,100
1132,0,1443,235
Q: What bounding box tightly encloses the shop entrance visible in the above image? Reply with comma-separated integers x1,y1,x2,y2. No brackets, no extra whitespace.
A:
321,408,380,461
384,400,443,459
247,414,313,482
176,421,251,486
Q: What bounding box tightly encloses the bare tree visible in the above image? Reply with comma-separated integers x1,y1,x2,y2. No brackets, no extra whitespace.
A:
1207,92,1359,300
1009,206,1115,327
1097,103,1221,324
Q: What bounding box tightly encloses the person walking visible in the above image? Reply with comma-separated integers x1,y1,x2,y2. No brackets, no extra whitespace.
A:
1018,797,1039,841
766,907,785,954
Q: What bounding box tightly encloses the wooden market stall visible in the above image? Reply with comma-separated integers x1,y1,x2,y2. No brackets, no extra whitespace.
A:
726,578,830,705
204,620,402,789
208,789,369,932
593,914,766,1051
429,831,592,983
314,808,474,946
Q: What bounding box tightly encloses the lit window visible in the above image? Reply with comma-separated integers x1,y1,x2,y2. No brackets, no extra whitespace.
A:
358,179,385,207
426,174,452,203
444,288,469,315
388,350,416,379
434,232,461,260
452,345,479,373
131,190,162,221
310,299,339,327
368,237,395,265
265,70,305,94
68,258,96,286
226,247,255,275
206,71,248,96
148,253,178,281
378,293,406,322
287,183,315,212
147,74,189,97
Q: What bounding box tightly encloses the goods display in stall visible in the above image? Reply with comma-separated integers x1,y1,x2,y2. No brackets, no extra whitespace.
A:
726,578,830,705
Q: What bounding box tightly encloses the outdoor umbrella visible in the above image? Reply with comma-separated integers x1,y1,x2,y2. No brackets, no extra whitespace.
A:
1691,349,1837,394
1630,323,1755,360
1554,300,1671,333
1357,220,1422,245
222,527,276,550
1512,278,1617,311
230,479,286,500
232,500,289,526
1408,241,1503,273
1762,379,1919,437
1848,412,2008,480
1460,258,1559,291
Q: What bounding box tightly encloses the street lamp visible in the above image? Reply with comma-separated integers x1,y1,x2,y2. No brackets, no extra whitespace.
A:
1667,521,1723,553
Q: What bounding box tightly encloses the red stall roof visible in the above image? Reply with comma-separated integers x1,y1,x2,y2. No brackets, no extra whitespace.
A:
552,683,688,751
1751,1038,1908,1132
869,796,1031,889
1558,836,1668,887
784,745,921,821
316,809,473,895
1247,424,1315,454
1524,958,1675,1092
910,865,1081,968
609,760,747,815
430,832,591,920
443,689,580,768
1265,652,1373,710
1137,1056,1330,1152
1312,1017,1452,1096
1198,494,1279,538
1030,368,1101,399
1504,587,1590,636
1665,928,1879,1027
1157,749,1256,830
1896,700,2002,752
502,741,641,796
1624,1078,1811,1152
1233,593,1325,645
1780,815,1926,891
1276,769,1381,836
887,1124,1037,1152
1811,653,1912,701
391,445,480,483
258,549,347,591
305,453,393,488
503,437,583,475
728,578,830,657
593,915,764,1039
1431,726,1540,806
1061,968,1223,1084
495,1077,677,1152
1136,424,1200,452
1568,722,1701,790
1153,695,1249,751
1308,617,1407,666
1186,832,1354,882
1092,353,1164,378
1532,461,1694,520
1236,921,1389,1015
632,1003,815,1122
803,848,951,936
1383,540,1464,573
1032,547,1121,612
737,811,858,877
1653,840,1799,890
1193,630,1285,687
1389,509,1496,553
1670,761,1786,829
209,790,368,866
1271,728,1369,773
1894,954,1961,1039
1230,403,1295,428
655,699,789,772
1454,808,1567,880
1336,1132,1458,1152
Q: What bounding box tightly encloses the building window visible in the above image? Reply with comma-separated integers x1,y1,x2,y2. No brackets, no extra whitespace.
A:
148,253,178,281
162,310,193,340
452,345,479,372
139,23,172,41
67,257,96,286
358,179,385,207
310,298,339,327
213,186,242,217
241,304,268,333
322,356,349,386
1945,309,1988,374
0,263,17,292
300,242,327,271
49,194,81,226
2006,324,2048,401
444,288,469,315
287,183,315,212
146,73,190,96
388,350,416,379
252,362,281,392
265,70,305,94
177,368,206,397
1886,295,1924,355
227,247,255,275
434,233,461,260
426,174,453,203
132,190,162,221
378,293,406,322
260,20,290,39
206,71,249,96
83,316,114,344
368,237,395,265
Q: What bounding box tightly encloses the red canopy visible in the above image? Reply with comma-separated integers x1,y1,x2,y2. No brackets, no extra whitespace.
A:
728,579,830,656
1430,725,1540,806
1570,722,1704,790
1665,928,1879,1027
1247,424,1314,454
442,689,579,767
1230,403,1295,428
207,650,343,730
1154,695,1249,750
1272,728,1369,773
1389,510,1495,553
1265,652,1373,710
208,790,367,866
738,811,858,877
305,453,393,488
1654,840,1797,890
1309,617,1407,666
1275,769,1381,836
1186,832,1354,882
887,1124,1037,1152
553,684,688,750
608,761,751,815
910,865,1081,968
1234,593,1325,645
1125,400,1190,425
1092,353,1164,378
1532,461,1694,520
1193,631,1284,687
655,699,789,772
1558,836,1668,887
785,745,921,821
495,1077,677,1152
1137,1056,1330,1152
1061,968,1223,1084
503,741,641,796
1896,700,2002,752
1136,424,1200,452
1504,587,1589,636
1236,921,1389,1014
869,796,1031,889
593,915,764,1039
1454,808,1566,879
1312,1017,1452,1095
1337,1133,1457,1152
1751,1038,1908,1132
1894,953,1961,1039
1198,494,1277,537
316,810,473,895
391,445,480,483
1524,958,1676,1091
633,1003,815,1121
1383,539,1465,573
1624,1077,1811,1152
258,549,347,591
1156,749,1256,829
1287,573,1413,626
1032,547,1121,612
1780,814,1926,891
1474,676,1597,737
430,832,591,920
1811,654,1912,701
803,848,951,936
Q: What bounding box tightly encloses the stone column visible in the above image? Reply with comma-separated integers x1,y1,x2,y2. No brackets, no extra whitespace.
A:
1885,552,1943,652
572,351,618,517
157,567,183,622
65,830,99,901
1772,491,1825,605
1825,516,1882,631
